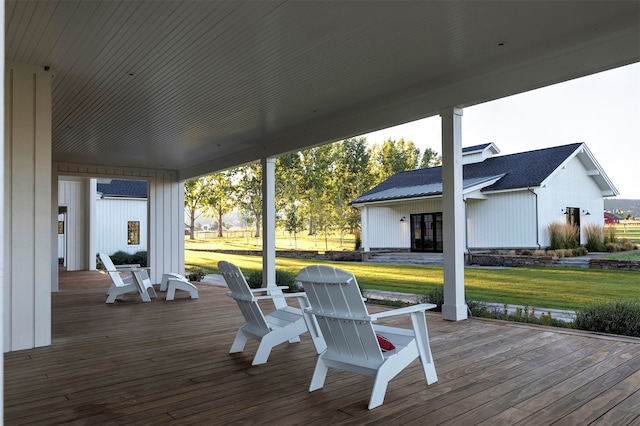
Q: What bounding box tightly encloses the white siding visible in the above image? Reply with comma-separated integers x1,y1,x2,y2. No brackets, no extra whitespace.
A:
364,198,442,249
58,180,89,271
537,156,605,246
4,63,52,351
96,198,148,256
467,190,537,249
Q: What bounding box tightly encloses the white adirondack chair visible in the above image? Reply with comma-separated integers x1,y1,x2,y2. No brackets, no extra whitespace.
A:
219,260,323,365
99,253,157,303
295,265,438,409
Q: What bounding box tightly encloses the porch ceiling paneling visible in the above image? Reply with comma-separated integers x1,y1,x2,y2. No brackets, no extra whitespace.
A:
5,1,639,178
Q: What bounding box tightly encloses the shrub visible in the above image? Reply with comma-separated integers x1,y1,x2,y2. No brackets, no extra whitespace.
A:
110,250,132,265
534,250,546,256
546,249,557,257
584,223,605,252
354,230,362,251
245,269,301,292
419,286,444,311
520,250,532,256
187,267,206,282
605,242,620,252
623,242,635,251
574,301,640,337
573,246,588,256
130,251,147,267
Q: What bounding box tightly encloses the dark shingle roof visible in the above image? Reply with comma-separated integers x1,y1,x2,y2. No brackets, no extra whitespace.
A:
351,143,582,204
97,179,148,198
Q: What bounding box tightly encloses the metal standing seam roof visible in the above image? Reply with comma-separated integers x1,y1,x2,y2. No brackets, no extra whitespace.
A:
351,143,584,205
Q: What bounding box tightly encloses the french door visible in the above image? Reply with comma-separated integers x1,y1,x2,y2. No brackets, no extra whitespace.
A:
410,213,443,252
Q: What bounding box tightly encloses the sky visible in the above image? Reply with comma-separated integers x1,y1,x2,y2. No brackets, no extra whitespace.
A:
359,62,640,199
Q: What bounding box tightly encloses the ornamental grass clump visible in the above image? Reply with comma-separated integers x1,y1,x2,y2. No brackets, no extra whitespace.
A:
547,222,579,250
584,223,605,252
574,300,640,337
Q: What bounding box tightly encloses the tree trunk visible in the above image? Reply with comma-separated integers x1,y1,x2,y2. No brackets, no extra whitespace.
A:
189,207,196,240
217,208,223,238
254,215,261,238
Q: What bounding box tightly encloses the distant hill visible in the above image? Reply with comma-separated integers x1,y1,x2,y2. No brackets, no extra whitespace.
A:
604,199,640,219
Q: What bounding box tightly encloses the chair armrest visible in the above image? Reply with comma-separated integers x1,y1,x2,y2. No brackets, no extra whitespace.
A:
250,286,289,293
370,303,437,320
115,264,141,269
254,292,307,300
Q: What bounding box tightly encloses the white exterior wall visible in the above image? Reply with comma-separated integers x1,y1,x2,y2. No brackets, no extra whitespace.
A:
363,198,442,249
96,198,148,256
537,155,604,246
58,180,89,271
4,63,52,351
55,164,184,284
466,190,538,249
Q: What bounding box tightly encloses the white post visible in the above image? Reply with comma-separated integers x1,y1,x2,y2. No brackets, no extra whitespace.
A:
441,107,467,321
261,157,285,308
88,178,97,270
361,206,370,252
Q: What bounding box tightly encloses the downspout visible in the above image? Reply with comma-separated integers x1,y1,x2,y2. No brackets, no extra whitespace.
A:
527,187,541,249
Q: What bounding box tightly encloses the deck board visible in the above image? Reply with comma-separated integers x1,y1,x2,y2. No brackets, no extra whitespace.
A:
4,270,640,425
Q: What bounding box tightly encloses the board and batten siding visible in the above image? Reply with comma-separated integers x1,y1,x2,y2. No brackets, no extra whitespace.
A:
96,198,148,256
537,155,605,246
58,180,89,271
466,190,537,249
363,198,442,250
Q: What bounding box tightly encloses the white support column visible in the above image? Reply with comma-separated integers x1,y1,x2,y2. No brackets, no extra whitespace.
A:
361,206,370,252
4,62,53,350
262,157,285,308
440,107,467,321
88,178,97,270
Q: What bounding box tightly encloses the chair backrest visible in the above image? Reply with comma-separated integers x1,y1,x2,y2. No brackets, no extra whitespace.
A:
296,265,384,366
99,252,127,288
218,261,269,334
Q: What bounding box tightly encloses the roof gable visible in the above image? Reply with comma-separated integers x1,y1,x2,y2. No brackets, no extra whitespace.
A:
351,142,604,205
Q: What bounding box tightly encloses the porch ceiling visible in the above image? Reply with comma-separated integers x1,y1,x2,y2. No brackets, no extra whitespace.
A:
5,1,639,179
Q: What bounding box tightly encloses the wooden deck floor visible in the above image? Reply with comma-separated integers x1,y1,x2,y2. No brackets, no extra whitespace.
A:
4,270,640,425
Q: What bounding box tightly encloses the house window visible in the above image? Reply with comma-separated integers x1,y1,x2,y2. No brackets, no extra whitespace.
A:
127,221,140,245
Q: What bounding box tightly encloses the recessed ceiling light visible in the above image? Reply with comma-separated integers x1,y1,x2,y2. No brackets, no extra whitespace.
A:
497,41,508,47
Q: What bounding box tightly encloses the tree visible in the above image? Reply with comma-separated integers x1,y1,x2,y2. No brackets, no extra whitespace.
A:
419,147,442,168
183,177,210,240
369,138,420,184
332,138,372,242
235,163,263,237
298,145,335,236
201,171,236,238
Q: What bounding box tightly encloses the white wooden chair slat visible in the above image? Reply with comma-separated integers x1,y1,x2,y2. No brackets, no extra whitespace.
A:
295,265,438,409
219,260,325,365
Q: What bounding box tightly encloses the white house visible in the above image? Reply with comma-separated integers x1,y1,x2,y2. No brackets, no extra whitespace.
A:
57,179,148,268
351,143,618,252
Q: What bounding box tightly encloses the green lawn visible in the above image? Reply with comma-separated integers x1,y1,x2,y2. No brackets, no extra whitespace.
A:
185,233,355,253
185,249,640,311
613,223,640,244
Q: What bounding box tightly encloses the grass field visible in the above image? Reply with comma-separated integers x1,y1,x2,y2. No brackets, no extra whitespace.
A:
186,232,356,253
613,223,640,244
185,248,640,311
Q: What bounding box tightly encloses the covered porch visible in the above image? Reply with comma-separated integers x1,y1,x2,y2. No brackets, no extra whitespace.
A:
5,270,639,424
